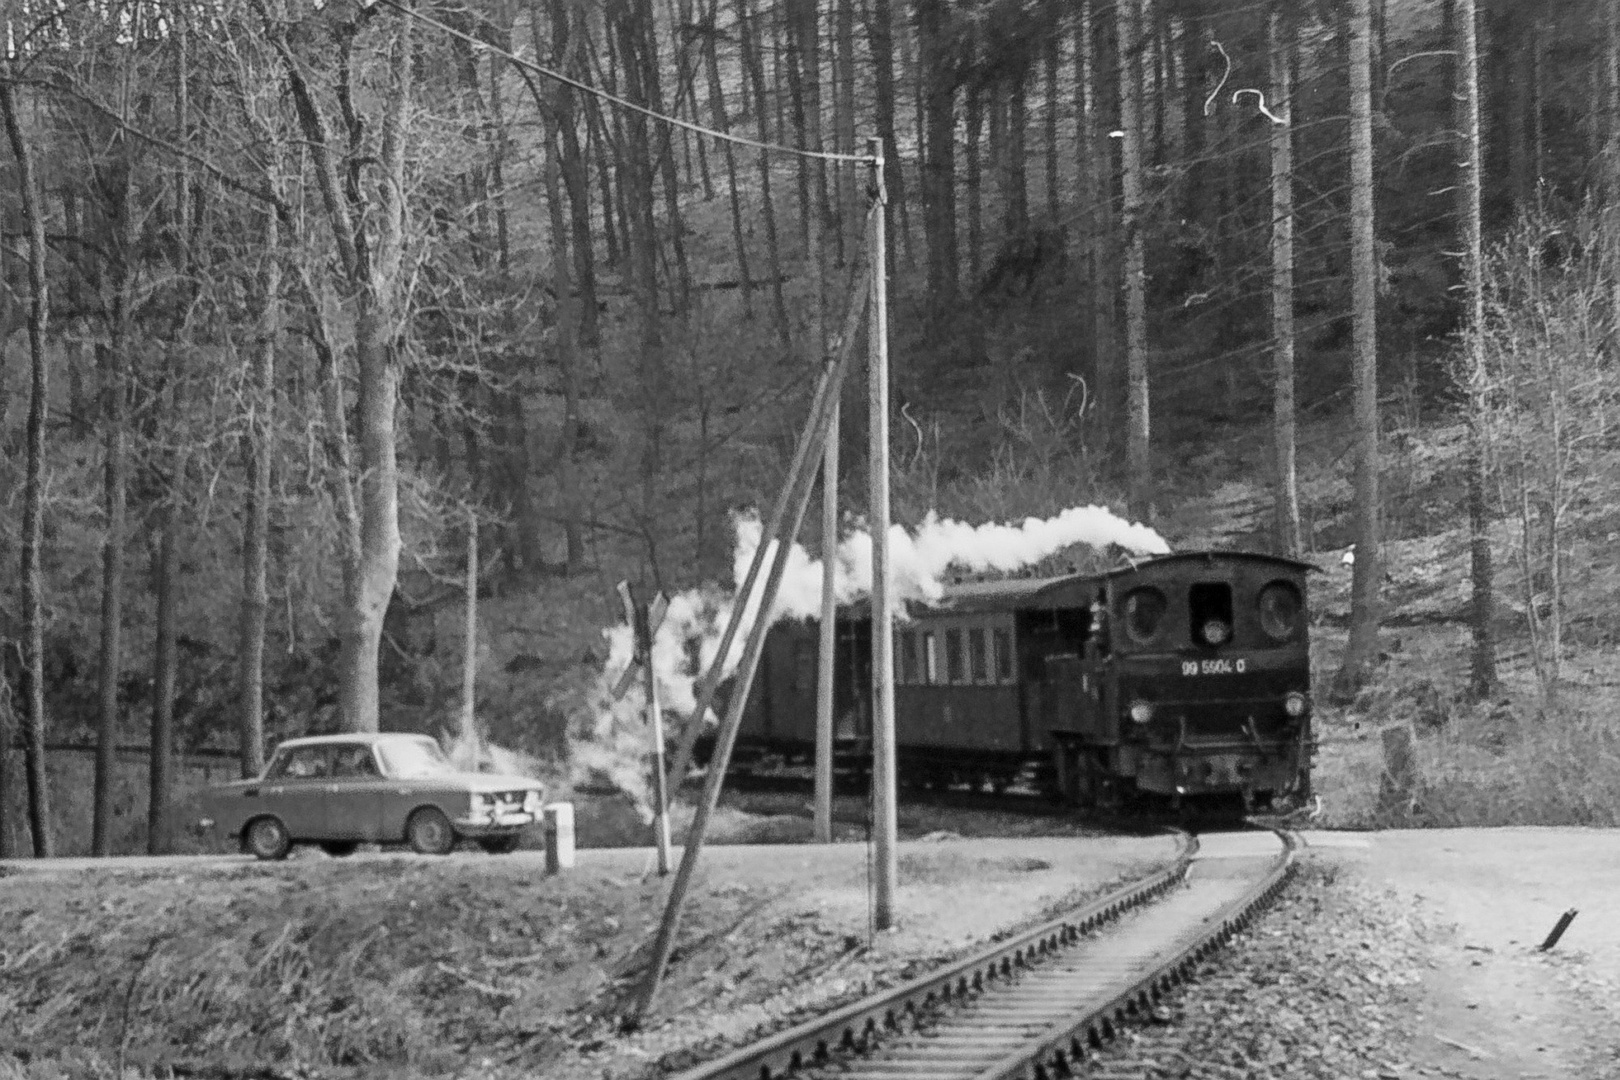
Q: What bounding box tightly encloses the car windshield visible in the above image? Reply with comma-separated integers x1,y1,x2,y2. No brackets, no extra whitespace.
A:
376,739,457,779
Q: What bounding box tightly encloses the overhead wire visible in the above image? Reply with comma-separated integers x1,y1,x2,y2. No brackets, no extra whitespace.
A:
372,0,876,166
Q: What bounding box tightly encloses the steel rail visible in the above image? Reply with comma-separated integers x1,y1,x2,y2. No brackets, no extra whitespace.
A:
670,831,1198,1080
977,829,1298,1080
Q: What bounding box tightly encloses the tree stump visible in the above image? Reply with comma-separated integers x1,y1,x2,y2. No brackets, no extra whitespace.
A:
1377,723,1419,818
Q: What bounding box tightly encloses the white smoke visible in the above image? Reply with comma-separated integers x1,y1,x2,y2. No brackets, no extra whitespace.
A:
584,504,1169,811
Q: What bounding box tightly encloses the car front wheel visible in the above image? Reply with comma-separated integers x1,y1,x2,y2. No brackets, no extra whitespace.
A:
245,816,292,861
477,835,521,855
406,807,456,855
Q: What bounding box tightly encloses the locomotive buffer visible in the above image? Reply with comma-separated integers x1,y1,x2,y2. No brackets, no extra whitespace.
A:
613,581,673,874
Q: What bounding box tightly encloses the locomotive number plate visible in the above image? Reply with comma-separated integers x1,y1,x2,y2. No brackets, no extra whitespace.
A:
1182,658,1247,676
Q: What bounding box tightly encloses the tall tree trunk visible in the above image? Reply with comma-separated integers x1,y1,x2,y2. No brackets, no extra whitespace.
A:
1607,0,1620,341
917,0,959,311
148,485,179,855
1077,0,1113,440
1457,0,1495,699
239,205,277,779
833,0,857,264
737,0,791,343
1269,7,1301,557
866,0,907,265
701,0,753,316
1004,70,1029,237
1,64,55,857
540,57,589,574
966,82,984,283
1117,0,1151,522
784,0,813,249
1336,0,1383,697
1044,33,1060,223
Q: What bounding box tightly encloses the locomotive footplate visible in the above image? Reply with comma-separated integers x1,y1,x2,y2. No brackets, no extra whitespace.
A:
1133,743,1303,797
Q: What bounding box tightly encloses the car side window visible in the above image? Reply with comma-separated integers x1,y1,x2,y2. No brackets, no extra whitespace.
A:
270,747,330,780
331,746,379,778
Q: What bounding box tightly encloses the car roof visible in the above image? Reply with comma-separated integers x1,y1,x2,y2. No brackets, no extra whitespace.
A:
274,733,437,751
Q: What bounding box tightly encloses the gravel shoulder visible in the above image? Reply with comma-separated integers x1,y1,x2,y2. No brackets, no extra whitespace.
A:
1305,828,1620,1079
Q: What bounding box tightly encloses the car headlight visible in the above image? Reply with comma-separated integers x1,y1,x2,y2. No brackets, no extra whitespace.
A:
1284,692,1308,718
1129,700,1154,724
523,791,542,813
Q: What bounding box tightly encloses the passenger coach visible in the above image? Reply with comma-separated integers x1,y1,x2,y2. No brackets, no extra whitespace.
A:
736,551,1315,811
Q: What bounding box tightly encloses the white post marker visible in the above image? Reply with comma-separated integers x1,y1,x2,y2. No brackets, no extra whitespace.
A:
544,802,575,873
614,581,673,874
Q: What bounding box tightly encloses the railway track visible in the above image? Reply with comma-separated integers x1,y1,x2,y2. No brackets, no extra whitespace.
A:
673,828,1295,1080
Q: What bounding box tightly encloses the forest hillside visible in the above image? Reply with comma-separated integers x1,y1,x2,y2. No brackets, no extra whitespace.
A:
1,0,1618,854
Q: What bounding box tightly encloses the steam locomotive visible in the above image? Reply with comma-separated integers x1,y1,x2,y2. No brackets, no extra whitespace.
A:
735,551,1315,811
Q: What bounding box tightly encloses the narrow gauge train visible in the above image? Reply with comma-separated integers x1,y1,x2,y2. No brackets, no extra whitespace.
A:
735,551,1315,810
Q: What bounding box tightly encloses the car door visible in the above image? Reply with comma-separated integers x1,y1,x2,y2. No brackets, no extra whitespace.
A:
260,745,335,839
324,743,388,841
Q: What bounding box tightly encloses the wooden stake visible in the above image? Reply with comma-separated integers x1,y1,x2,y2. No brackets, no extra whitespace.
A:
814,402,838,844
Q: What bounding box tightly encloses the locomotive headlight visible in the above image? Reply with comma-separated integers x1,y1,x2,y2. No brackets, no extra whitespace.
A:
1129,700,1154,724
1202,619,1231,646
1284,692,1308,718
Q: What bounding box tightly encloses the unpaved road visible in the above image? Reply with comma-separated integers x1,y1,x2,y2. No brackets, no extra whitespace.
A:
1302,828,1620,1079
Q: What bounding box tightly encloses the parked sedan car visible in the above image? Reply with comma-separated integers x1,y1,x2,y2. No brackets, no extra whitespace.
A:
198,733,546,861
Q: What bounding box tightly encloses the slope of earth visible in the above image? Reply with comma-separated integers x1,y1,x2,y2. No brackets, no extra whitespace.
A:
0,831,1179,1080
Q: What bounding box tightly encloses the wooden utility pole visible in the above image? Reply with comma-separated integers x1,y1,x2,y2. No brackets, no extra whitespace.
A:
867,137,897,931
815,408,838,843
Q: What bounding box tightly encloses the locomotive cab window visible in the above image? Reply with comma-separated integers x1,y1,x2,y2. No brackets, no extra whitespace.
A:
1258,581,1304,643
1189,582,1234,647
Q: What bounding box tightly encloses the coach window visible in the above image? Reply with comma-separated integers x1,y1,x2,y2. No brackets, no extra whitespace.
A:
899,631,918,684
794,640,816,691
923,632,939,683
993,628,1013,682
945,629,965,683
968,627,988,683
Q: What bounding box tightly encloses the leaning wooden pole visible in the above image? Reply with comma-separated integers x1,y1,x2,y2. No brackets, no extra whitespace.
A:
814,403,839,844
662,258,872,799
630,276,868,1025
866,137,898,930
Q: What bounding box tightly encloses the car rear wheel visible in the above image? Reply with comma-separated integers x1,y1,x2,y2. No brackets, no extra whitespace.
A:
319,841,360,858
406,807,455,855
245,816,292,861
477,835,521,855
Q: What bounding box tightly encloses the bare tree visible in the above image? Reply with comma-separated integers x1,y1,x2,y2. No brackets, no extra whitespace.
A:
1335,0,1383,697
1,55,56,857
1268,5,1301,557
1456,0,1495,699
256,1,414,732
1117,0,1151,521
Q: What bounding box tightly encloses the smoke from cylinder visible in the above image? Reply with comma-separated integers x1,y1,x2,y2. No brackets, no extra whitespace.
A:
578,504,1168,814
